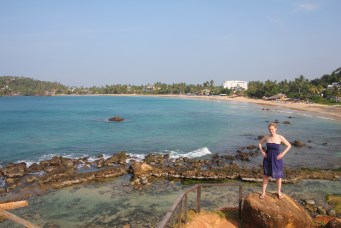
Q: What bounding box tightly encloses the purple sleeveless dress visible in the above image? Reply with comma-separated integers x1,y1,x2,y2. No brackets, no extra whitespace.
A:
263,143,284,178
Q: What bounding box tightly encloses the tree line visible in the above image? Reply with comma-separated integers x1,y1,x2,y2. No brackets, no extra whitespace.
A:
1,67,340,104
247,68,340,104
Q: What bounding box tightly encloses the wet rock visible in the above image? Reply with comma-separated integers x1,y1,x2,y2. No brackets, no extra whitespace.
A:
258,135,264,140
283,121,291,124
24,175,39,183
102,152,128,166
292,140,305,147
223,155,234,160
27,163,41,173
246,145,257,150
108,116,124,122
235,151,250,161
96,158,104,167
5,177,19,185
145,154,165,165
2,162,27,178
61,158,74,167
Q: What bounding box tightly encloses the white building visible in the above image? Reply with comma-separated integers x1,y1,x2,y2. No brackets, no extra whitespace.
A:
222,80,248,90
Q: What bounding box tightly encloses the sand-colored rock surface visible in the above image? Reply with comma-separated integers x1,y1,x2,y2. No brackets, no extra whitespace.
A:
242,192,314,228
185,210,237,228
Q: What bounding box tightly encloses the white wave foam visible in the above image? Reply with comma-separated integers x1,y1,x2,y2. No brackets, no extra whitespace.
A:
126,153,146,162
315,116,335,120
277,110,294,114
127,147,212,162
167,147,212,159
16,160,36,168
9,147,212,167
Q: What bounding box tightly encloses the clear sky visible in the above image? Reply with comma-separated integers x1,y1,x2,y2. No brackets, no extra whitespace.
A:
1,0,340,87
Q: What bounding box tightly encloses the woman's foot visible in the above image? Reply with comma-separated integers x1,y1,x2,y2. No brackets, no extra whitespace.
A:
259,193,265,199
278,193,285,199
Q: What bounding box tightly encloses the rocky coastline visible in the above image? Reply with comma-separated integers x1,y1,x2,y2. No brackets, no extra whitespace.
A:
1,151,340,205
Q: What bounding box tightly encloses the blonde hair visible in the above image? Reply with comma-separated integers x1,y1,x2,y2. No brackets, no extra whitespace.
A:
268,122,278,129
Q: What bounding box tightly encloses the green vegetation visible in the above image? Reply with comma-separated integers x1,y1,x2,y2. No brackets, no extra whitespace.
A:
0,76,69,96
247,68,341,104
1,68,340,105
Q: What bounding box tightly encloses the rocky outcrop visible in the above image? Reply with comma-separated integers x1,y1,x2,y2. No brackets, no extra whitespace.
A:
0,152,340,203
292,140,305,147
241,192,314,228
108,116,124,122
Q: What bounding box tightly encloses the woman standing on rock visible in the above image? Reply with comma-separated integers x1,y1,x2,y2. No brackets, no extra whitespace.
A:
258,122,291,199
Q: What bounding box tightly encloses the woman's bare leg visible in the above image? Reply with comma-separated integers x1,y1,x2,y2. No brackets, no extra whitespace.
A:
276,178,283,198
261,176,270,197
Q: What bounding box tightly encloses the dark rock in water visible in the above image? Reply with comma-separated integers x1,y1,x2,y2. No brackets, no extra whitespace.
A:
241,192,314,228
283,121,291,124
235,151,250,161
292,140,305,147
246,145,257,150
322,142,328,146
108,116,124,122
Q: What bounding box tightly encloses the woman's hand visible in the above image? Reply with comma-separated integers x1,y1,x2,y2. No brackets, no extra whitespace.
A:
261,151,267,158
276,153,284,160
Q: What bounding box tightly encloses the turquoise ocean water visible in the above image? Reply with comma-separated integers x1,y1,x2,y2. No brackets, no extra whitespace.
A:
1,96,341,227
0,95,340,169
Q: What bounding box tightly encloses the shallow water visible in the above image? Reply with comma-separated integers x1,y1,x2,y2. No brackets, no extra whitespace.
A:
1,177,340,227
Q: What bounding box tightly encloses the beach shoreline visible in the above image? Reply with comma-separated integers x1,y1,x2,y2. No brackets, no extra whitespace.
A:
151,94,341,121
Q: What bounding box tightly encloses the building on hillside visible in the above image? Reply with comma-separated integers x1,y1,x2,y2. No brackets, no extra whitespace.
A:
327,82,340,89
222,80,248,91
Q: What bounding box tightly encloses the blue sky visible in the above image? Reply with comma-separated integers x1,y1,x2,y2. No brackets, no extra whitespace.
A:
1,0,340,87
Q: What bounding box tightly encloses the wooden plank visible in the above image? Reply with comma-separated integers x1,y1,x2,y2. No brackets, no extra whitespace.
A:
0,201,28,210
0,210,41,228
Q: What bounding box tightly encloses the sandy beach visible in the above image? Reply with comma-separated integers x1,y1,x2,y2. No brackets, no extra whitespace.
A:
155,95,341,121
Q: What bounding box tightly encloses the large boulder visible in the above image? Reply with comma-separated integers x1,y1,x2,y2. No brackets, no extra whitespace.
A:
241,192,314,228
